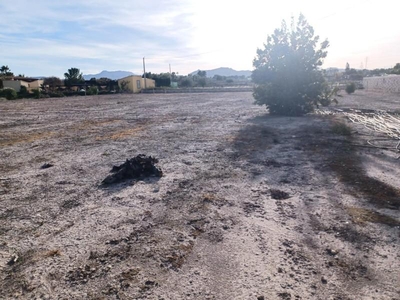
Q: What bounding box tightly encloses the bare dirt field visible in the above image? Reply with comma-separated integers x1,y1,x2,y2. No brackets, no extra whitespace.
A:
0,90,399,300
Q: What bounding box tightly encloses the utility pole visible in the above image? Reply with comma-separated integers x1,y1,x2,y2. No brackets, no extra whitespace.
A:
143,57,147,89
169,64,172,87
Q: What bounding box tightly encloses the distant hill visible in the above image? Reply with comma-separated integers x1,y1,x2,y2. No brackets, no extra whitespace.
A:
83,70,135,80
190,67,252,78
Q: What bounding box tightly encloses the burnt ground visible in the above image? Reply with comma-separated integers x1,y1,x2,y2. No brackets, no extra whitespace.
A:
0,91,399,300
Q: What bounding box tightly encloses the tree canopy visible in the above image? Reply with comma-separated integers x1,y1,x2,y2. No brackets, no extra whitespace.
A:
64,67,84,86
0,65,14,77
44,77,63,90
252,14,332,116
197,70,207,77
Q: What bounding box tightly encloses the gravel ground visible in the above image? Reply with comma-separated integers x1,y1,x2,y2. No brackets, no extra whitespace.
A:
0,91,399,300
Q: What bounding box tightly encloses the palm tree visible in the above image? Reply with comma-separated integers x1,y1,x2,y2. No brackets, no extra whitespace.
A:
64,67,84,86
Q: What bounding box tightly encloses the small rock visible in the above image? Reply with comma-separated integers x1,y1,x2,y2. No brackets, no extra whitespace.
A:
257,296,265,300
145,280,156,286
7,254,18,265
40,163,54,169
326,248,338,256
321,276,328,284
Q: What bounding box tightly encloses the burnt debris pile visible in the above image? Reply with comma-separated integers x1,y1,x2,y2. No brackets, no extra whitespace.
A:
270,189,290,200
102,154,162,185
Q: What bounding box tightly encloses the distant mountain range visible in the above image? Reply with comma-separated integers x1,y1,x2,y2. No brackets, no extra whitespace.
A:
189,67,252,78
83,70,135,80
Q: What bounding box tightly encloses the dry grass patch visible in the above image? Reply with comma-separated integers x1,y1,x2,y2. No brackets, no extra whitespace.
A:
43,249,62,257
346,206,400,227
73,119,121,131
96,127,144,141
0,131,55,147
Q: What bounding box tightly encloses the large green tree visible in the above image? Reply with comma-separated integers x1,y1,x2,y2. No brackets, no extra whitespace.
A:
0,65,14,77
44,76,63,90
252,14,331,116
391,63,400,75
64,67,84,86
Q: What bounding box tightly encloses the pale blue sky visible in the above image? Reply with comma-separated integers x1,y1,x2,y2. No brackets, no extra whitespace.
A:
1,0,399,77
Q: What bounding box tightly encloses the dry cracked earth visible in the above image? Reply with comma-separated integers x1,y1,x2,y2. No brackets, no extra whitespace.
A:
0,91,399,300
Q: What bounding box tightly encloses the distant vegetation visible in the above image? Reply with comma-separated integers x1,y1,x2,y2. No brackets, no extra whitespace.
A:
143,70,250,88
64,68,84,86
345,82,356,94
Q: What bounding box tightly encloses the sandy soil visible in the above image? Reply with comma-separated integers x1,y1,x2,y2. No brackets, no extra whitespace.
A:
0,91,399,300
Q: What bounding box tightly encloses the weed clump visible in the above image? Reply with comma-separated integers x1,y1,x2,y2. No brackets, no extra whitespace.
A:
331,122,352,136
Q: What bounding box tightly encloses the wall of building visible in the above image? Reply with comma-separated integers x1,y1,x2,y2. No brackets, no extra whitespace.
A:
2,80,21,92
2,79,44,92
363,75,400,93
142,78,155,89
27,79,44,91
118,76,155,93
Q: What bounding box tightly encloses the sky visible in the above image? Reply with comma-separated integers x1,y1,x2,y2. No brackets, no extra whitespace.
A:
1,0,399,77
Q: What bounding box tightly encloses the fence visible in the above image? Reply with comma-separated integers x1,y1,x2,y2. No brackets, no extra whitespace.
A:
363,75,400,93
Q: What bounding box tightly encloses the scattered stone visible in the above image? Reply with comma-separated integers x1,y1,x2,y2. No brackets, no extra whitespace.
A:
278,292,292,299
270,189,290,200
326,248,338,256
145,280,156,286
101,154,162,185
40,163,54,169
7,254,18,265
61,199,81,209
321,276,328,284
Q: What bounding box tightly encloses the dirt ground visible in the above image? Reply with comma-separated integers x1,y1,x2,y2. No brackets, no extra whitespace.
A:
0,90,399,300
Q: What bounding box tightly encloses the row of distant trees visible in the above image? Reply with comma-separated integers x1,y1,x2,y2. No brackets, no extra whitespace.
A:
343,62,400,80
143,70,249,88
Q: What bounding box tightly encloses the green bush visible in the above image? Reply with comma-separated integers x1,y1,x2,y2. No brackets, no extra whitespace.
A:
180,79,193,87
345,82,356,94
0,88,18,100
63,91,80,97
18,86,29,98
47,91,65,98
32,89,41,99
331,122,352,136
86,86,98,95
252,15,331,116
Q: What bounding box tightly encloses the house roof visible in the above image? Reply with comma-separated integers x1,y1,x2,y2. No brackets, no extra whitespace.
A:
12,77,42,83
117,75,143,81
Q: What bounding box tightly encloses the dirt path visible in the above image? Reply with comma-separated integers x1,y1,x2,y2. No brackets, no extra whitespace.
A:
0,92,399,299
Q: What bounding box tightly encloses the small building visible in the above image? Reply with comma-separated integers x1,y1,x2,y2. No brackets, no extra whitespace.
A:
117,76,155,93
2,77,44,92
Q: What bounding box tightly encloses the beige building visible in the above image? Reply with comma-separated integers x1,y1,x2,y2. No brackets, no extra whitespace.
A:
2,77,44,92
117,76,155,93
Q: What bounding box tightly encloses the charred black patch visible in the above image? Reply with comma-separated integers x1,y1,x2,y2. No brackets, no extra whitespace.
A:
101,154,162,186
